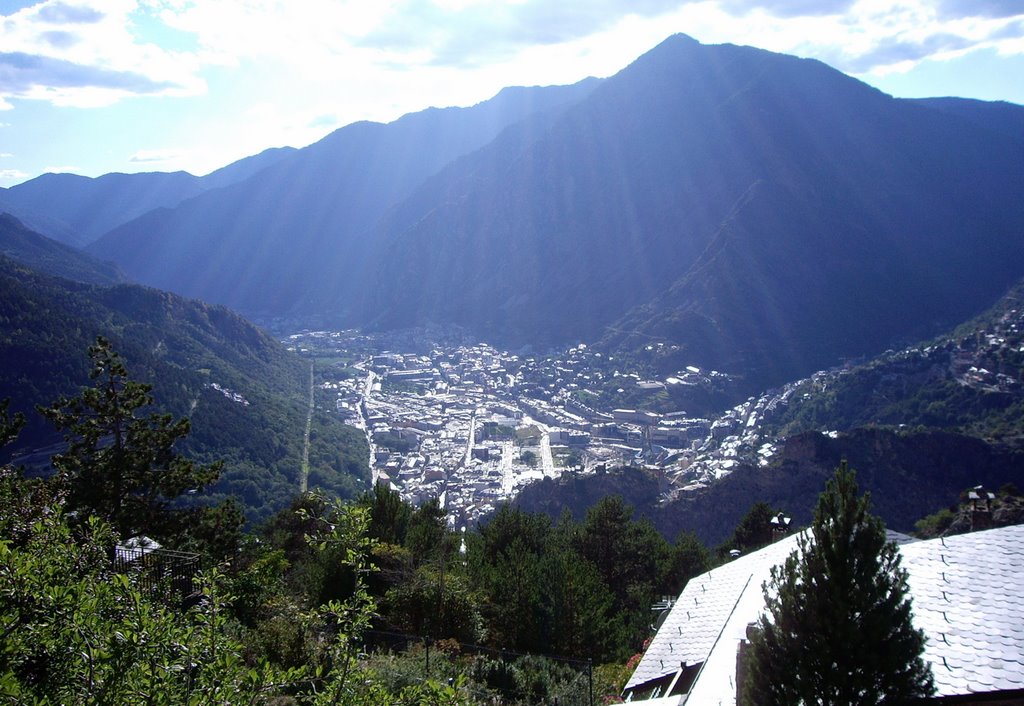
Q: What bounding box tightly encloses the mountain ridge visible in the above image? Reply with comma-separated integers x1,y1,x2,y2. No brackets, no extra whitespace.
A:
0,145,298,247
0,248,368,524
0,212,126,285
31,35,1024,396
86,79,602,321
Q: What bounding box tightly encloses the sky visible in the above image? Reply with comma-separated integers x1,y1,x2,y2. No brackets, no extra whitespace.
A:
1,0,1023,187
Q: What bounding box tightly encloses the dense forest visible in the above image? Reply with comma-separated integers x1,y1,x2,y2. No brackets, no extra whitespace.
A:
4,338,1018,704
0,256,369,524
0,345,767,704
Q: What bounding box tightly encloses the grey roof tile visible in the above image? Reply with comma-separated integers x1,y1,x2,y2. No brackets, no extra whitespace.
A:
625,524,1024,703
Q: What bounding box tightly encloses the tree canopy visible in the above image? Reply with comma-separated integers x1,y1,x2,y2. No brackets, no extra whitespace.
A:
744,462,934,705
38,337,224,544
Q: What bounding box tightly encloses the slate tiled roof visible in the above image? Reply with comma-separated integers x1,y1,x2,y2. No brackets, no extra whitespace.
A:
624,526,1023,704
624,532,803,692
901,524,1024,697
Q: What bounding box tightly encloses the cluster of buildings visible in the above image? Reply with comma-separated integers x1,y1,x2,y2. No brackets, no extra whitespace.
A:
288,332,805,525
291,316,1024,528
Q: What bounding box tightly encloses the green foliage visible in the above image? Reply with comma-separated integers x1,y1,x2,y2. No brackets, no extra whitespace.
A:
381,567,485,644
38,337,224,543
461,500,681,662
576,497,672,653
744,463,934,705
664,530,710,595
479,424,514,441
406,498,450,562
0,398,24,449
913,507,957,538
1,469,482,705
360,482,413,545
0,260,368,527
374,431,417,454
0,493,298,704
719,501,777,557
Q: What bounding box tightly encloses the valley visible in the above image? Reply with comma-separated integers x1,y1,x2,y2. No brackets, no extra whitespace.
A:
288,282,1024,533
2,32,1023,537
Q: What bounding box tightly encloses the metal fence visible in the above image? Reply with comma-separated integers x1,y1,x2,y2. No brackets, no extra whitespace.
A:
112,546,200,603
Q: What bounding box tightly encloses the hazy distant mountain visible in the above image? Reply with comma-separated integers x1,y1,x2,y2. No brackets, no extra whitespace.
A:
0,146,297,246
78,35,1024,393
0,212,125,285
0,251,368,523
908,97,1024,143
197,145,298,190
87,80,601,320
2,171,204,246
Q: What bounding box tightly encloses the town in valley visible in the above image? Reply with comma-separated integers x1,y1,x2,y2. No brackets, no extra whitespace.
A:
285,299,1023,527
285,329,786,526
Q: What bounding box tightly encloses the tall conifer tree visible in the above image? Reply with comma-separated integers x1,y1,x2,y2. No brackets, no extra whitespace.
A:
39,337,221,541
744,462,934,705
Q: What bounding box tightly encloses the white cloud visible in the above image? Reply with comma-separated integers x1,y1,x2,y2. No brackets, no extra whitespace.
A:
0,168,28,180
619,0,1024,79
1,0,1022,175
128,147,180,163
36,2,105,24
0,0,204,108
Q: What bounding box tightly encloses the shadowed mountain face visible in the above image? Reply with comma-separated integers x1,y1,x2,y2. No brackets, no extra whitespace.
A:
80,35,1024,391
86,81,600,321
359,36,1024,388
0,213,125,285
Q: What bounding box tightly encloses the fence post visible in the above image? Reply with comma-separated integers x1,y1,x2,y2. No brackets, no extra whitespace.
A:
588,659,593,706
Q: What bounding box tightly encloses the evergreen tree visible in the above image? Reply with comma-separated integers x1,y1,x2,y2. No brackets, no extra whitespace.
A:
405,496,450,561
721,500,777,556
360,481,412,545
577,496,672,651
38,337,222,541
744,462,935,705
0,398,25,449
665,530,710,595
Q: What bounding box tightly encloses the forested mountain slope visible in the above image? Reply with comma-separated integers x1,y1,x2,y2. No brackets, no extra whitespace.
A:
0,253,367,523
0,213,125,285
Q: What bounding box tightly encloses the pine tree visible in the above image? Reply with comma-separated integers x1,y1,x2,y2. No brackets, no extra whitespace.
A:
38,337,222,541
744,462,935,705
0,398,25,448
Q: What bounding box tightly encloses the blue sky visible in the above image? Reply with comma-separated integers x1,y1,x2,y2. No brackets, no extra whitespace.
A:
2,0,1023,186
